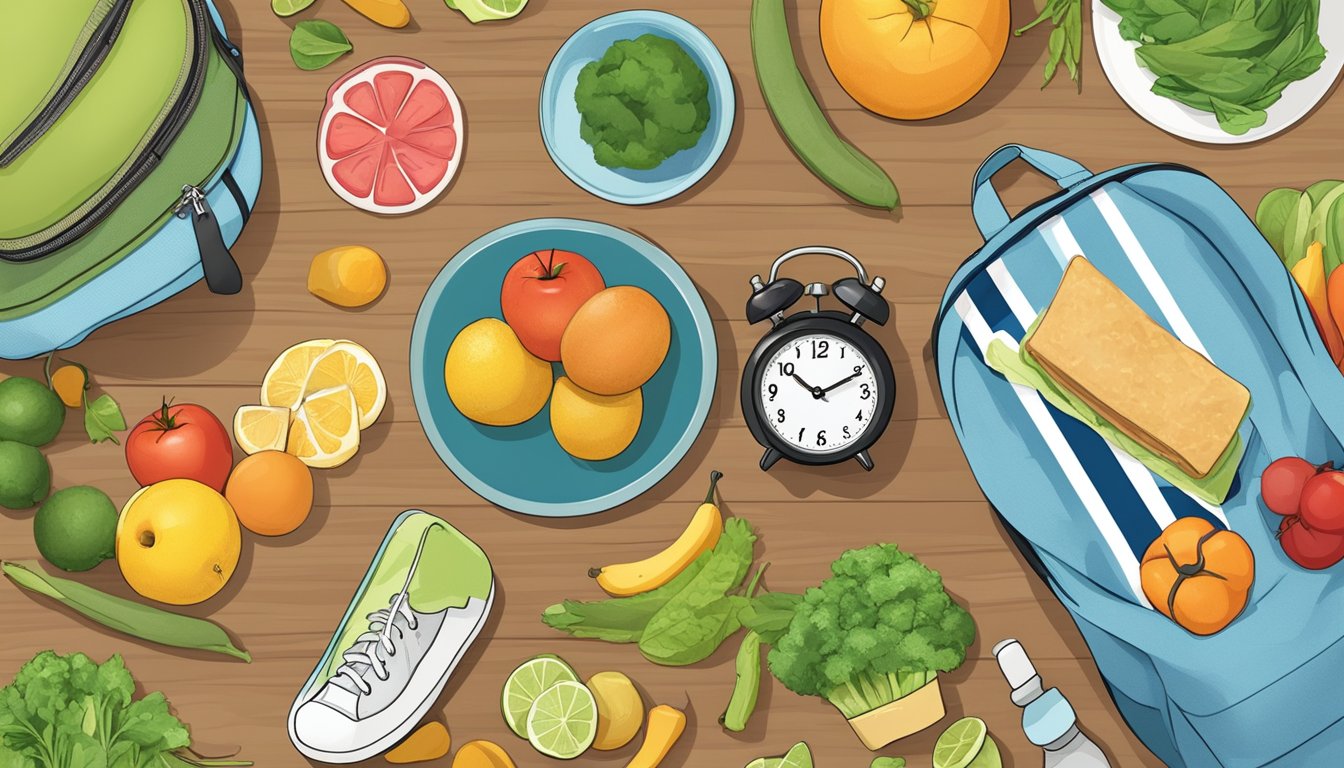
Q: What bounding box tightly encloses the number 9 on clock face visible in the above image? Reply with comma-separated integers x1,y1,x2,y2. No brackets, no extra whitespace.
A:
760,333,879,454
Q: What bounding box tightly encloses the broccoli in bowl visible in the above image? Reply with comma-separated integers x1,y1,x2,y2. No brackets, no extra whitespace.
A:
574,33,711,171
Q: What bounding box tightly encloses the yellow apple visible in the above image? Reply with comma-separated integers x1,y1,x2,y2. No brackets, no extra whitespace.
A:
116,478,241,605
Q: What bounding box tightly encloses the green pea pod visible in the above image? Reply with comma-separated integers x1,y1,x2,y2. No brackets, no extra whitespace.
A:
720,629,763,732
750,0,899,210
2,560,250,662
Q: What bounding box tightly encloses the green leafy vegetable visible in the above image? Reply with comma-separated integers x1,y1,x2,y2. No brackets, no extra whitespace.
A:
765,544,975,719
541,554,711,643
1100,0,1327,135
84,394,126,445
2,561,250,662
1016,0,1083,89
575,34,710,170
637,518,757,665
0,651,250,768
1256,181,1344,274
739,591,803,645
289,20,352,71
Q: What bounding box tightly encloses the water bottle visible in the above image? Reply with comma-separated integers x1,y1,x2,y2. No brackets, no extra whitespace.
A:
993,638,1111,768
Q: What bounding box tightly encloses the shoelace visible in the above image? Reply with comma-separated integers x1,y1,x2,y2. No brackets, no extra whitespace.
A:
331,524,436,697
333,595,420,695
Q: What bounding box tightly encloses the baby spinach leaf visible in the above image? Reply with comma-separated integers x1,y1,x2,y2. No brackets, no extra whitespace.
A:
1257,187,1302,262
637,518,757,665
289,20,352,71
84,393,125,445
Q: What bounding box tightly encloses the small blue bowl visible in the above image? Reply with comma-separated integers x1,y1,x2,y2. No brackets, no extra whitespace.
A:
409,219,718,517
539,10,735,205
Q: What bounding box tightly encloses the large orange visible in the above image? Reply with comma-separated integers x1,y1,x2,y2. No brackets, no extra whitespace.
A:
821,0,1010,120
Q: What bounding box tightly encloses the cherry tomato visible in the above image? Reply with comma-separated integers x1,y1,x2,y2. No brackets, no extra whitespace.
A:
126,400,233,492
1300,469,1344,533
1279,516,1344,571
1260,456,1322,516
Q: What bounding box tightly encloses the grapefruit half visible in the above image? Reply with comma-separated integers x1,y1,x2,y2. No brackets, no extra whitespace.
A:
318,57,463,215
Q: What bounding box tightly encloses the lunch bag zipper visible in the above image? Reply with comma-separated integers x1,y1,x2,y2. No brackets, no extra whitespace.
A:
175,183,242,295
0,0,135,168
0,0,241,265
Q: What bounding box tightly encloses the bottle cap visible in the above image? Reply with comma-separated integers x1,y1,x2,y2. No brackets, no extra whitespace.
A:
993,638,1037,690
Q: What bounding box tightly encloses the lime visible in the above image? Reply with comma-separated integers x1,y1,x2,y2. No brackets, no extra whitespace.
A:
0,440,50,509
449,0,528,23
525,680,597,759
33,486,117,572
501,654,579,738
745,742,813,768
934,717,1001,768
0,377,65,447
271,0,316,17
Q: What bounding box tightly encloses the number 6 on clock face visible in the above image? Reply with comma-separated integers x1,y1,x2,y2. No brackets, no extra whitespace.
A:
759,333,880,454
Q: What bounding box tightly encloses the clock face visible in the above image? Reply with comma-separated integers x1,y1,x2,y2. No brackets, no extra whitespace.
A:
758,332,880,455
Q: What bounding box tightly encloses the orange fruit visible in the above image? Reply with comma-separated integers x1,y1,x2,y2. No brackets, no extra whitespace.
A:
224,450,314,536
820,0,1009,120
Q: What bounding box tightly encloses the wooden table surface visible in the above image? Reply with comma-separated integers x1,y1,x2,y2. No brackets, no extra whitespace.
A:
3,1,1341,766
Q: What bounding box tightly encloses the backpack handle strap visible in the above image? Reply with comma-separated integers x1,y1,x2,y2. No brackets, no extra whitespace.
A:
972,145,1092,240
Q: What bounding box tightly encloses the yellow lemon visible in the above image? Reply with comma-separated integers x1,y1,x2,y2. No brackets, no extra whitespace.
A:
587,671,644,750
262,339,334,409
550,377,642,460
233,404,290,454
308,245,388,308
287,385,361,468
301,341,386,429
116,479,241,605
445,319,552,426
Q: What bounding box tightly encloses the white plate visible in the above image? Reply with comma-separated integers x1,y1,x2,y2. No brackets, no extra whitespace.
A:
1093,1,1344,144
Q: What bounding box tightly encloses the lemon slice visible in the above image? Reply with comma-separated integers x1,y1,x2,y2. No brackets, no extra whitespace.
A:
287,386,361,468
449,0,528,23
262,339,335,409
301,341,386,429
233,404,291,454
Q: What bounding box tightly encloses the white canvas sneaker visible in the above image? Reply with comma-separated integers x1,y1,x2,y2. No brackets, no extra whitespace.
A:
288,510,495,763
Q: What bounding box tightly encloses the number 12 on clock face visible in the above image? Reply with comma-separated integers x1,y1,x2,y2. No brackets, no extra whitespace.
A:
759,334,879,455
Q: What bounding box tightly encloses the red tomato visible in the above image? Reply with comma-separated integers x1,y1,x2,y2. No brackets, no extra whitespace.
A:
126,401,233,492
500,249,605,361
1279,516,1344,570
1299,470,1344,533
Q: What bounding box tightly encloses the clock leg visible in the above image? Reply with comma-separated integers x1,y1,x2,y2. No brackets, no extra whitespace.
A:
855,450,874,472
759,448,784,471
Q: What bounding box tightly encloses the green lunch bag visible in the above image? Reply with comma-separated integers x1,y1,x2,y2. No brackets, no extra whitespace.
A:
0,0,260,359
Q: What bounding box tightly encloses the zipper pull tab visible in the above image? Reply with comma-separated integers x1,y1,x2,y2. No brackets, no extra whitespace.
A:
176,184,242,295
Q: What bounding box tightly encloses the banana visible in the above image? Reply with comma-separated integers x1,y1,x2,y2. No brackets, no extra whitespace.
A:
590,471,724,596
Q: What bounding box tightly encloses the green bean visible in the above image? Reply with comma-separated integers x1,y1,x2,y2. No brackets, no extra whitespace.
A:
720,629,763,732
3,560,250,662
750,0,899,210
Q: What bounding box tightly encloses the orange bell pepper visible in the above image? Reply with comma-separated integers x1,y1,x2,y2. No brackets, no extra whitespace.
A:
1290,242,1344,363
1140,517,1254,636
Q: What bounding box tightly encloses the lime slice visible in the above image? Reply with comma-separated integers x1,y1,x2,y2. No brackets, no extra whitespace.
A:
934,717,996,768
501,654,578,738
745,742,813,768
448,0,528,23
526,680,598,759
271,0,316,17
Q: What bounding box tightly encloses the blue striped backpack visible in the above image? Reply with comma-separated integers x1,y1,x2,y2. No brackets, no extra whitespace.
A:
936,145,1344,767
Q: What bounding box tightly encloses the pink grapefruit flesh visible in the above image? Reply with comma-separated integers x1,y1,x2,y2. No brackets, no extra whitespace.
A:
318,57,463,215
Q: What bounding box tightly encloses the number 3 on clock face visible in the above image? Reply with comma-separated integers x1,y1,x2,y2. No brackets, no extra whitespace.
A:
759,333,879,454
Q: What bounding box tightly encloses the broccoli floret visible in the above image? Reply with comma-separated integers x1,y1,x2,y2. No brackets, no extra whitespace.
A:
766,544,975,718
574,34,711,170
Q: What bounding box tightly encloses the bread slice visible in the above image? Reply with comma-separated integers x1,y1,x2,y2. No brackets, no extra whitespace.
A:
1025,257,1249,479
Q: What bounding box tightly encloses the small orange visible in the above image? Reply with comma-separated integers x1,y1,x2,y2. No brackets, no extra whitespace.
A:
224,450,314,536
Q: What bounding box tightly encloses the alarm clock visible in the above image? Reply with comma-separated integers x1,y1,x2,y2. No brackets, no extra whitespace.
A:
740,247,895,472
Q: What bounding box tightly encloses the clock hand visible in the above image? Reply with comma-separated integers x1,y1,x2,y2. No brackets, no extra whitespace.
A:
790,372,827,400
820,371,862,394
